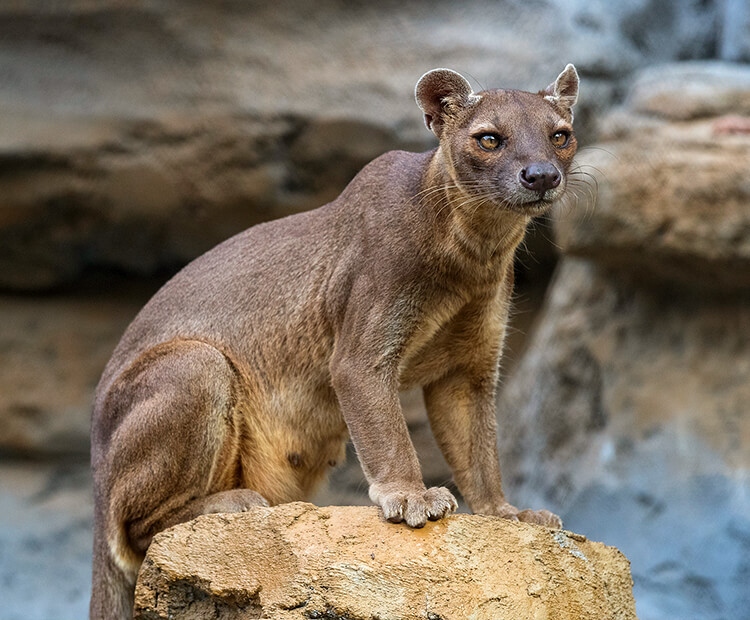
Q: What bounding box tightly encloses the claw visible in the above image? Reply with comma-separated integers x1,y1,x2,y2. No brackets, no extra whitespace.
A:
374,486,457,528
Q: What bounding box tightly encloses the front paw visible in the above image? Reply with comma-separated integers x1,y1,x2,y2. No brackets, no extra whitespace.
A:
370,483,457,528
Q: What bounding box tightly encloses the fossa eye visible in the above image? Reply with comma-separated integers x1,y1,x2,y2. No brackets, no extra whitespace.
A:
477,134,502,150
551,130,570,148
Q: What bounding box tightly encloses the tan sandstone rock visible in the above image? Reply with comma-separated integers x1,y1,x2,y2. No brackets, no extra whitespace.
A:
555,64,750,290
559,134,750,289
626,61,750,120
2,0,722,291
0,284,152,454
133,502,636,620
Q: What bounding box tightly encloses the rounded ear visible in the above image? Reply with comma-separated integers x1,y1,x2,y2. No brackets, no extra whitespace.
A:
543,64,579,117
415,68,476,138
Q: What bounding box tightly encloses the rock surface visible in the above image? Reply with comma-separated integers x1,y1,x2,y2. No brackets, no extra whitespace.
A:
1,4,747,619
557,62,750,290
626,61,750,120
134,502,636,620
0,282,153,455
0,459,93,620
0,0,724,291
499,256,750,488
498,60,750,620
498,260,750,619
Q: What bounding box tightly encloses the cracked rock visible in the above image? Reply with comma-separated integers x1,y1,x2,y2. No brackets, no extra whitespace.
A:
134,502,636,620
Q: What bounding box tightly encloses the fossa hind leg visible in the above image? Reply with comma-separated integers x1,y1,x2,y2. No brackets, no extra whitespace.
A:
421,285,563,530
424,372,562,529
90,340,267,620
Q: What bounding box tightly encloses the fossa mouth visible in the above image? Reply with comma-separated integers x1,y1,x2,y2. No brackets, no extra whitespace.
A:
508,199,552,215
505,186,564,214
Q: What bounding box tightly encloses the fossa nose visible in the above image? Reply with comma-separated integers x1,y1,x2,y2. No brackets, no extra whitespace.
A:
519,162,561,193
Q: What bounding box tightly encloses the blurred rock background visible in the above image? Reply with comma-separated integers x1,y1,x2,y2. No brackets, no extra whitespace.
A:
0,1,748,618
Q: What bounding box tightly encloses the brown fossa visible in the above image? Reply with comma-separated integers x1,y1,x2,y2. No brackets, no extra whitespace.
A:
90,65,580,619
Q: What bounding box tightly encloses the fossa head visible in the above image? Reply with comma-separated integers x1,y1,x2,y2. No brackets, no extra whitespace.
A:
416,65,579,215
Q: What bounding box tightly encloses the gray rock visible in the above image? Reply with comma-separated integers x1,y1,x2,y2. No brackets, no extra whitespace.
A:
626,61,750,120
0,459,93,620
720,0,750,62
0,0,717,291
498,258,750,620
0,284,153,455
556,62,750,290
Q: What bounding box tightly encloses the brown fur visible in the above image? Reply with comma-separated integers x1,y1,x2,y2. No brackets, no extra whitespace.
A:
90,65,580,619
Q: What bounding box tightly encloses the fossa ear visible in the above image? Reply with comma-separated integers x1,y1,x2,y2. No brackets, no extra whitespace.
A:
543,64,579,120
415,68,478,138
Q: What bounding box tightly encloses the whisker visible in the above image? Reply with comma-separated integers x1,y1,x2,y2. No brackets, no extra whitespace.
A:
578,145,620,161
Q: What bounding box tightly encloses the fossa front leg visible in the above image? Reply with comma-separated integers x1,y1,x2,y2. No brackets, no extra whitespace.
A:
330,356,457,528
423,371,562,529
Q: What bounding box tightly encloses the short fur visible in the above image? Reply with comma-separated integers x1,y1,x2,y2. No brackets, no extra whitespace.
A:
90,65,579,619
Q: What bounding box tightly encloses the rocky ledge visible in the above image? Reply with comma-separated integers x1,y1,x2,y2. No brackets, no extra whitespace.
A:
133,502,636,620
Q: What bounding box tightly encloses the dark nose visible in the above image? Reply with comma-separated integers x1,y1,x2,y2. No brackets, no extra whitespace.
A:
519,162,561,192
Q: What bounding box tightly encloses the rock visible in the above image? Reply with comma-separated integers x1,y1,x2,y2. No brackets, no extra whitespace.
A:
0,459,93,620
712,114,750,134
719,0,750,62
626,61,750,120
497,259,750,620
503,61,750,619
0,283,154,455
612,0,718,65
556,62,750,290
133,502,636,620
0,0,721,291
0,115,322,291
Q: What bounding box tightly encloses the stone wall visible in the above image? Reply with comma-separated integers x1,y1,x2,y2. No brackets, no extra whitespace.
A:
0,0,740,457
498,62,750,620
1,2,749,619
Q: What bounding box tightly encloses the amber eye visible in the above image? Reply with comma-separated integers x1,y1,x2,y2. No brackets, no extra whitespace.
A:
477,134,501,150
551,130,570,148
